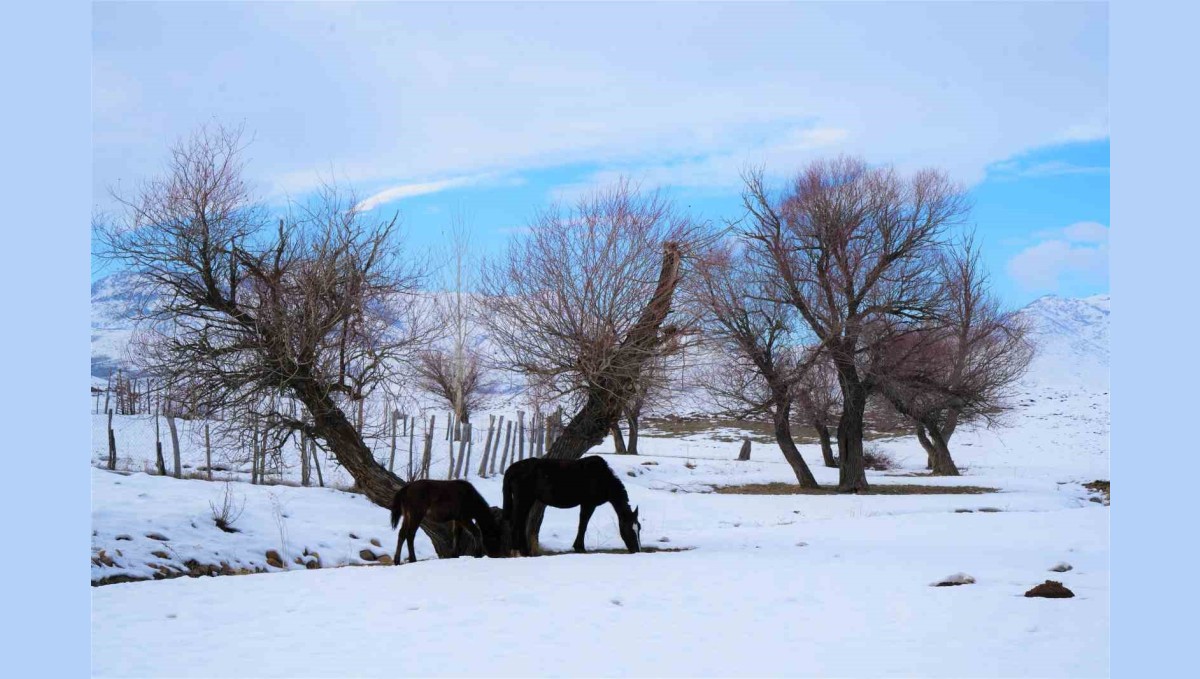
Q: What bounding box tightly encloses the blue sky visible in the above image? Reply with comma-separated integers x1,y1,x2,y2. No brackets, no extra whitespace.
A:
92,1,1108,306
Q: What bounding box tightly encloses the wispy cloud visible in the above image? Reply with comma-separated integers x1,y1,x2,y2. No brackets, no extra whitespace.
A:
1007,221,1109,292
354,175,487,211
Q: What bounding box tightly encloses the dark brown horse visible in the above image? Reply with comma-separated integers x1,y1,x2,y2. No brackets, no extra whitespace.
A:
503,456,641,556
389,480,504,563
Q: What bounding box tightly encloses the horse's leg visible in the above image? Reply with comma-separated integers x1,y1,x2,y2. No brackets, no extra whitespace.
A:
513,496,535,556
452,521,464,558
406,509,425,563
394,510,410,565
573,504,596,553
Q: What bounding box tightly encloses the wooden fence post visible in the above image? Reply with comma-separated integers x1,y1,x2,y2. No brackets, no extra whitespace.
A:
517,411,526,461
408,417,416,481
478,415,496,477
422,415,435,479
499,420,514,472
388,407,399,473
107,409,117,471
489,415,505,475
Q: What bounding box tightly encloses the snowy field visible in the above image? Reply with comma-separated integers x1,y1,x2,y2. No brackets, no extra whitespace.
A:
90,293,1110,677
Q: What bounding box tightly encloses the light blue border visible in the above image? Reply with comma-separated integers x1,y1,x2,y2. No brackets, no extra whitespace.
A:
1,0,91,676
1111,0,1198,677
6,1,1197,676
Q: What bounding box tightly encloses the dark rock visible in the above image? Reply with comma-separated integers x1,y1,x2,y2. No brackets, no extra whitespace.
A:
1025,580,1075,598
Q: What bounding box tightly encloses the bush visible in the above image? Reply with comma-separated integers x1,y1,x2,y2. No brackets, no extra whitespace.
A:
862,443,897,471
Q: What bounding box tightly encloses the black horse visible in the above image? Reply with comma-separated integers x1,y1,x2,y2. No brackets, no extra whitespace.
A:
502,456,641,556
389,479,504,563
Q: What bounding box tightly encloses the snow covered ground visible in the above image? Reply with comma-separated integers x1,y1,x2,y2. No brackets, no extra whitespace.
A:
90,293,1109,677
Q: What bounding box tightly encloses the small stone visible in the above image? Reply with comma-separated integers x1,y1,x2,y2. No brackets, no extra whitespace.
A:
658,537,671,543
115,534,132,541
376,554,393,565
349,533,359,539
359,549,378,561
370,538,381,548
932,573,976,587
954,509,974,513
265,550,285,568
977,507,1002,513
1049,562,1073,573
151,550,170,560
146,532,170,541
1025,580,1075,598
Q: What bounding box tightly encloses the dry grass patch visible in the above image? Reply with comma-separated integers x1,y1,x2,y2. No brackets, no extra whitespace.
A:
714,482,998,496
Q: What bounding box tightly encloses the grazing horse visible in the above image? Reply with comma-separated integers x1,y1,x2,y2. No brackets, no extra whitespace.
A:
389,480,504,563
503,456,641,556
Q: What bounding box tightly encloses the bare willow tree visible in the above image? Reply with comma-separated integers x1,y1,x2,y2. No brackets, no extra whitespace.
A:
415,218,491,434
741,157,970,492
480,180,700,550
94,125,480,556
689,240,820,487
874,235,1033,475
793,354,842,468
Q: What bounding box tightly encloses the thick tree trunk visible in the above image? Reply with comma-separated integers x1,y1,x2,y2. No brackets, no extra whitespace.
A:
835,371,870,493
610,423,628,454
291,377,471,557
772,394,819,488
524,242,683,554
815,422,837,468
925,421,960,476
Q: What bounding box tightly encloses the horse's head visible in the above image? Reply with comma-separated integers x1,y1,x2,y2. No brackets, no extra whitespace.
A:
619,505,642,553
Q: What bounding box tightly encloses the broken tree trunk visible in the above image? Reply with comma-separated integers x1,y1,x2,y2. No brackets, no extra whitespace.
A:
737,437,751,461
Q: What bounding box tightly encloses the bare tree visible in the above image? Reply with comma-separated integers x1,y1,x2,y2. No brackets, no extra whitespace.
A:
741,158,969,491
792,354,842,468
689,240,820,487
415,217,491,434
874,235,1033,475
480,180,700,550
92,125,483,554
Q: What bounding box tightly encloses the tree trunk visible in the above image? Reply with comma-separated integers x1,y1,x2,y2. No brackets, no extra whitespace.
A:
772,394,819,488
915,423,936,470
925,422,960,476
300,429,310,486
289,378,470,557
737,437,751,461
626,410,640,456
834,368,870,493
815,423,837,468
166,413,182,479
523,241,683,553
610,422,628,454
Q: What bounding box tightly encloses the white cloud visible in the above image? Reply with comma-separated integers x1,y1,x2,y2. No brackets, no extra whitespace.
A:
1007,222,1109,292
92,2,1107,204
354,175,485,211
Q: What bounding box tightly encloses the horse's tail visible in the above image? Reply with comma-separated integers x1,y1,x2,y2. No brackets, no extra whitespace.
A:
390,485,408,530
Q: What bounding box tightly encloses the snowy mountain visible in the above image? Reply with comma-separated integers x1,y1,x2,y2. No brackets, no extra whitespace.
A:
1019,294,1109,392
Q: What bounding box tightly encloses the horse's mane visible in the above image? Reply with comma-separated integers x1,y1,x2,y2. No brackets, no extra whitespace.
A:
598,459,631,508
